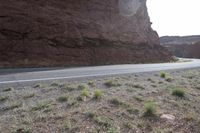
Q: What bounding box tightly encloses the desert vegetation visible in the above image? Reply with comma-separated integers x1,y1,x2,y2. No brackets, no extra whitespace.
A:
0,69,200,133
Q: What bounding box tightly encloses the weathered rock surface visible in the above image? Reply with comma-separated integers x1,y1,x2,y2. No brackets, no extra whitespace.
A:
165,42,200,58
160,35,200,45
0,0,172,67
161,36,200,58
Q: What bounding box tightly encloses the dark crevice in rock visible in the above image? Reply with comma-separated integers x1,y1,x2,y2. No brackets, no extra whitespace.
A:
0,29,30,40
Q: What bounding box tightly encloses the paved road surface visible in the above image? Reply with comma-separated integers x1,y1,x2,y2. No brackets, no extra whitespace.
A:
0,59,200,84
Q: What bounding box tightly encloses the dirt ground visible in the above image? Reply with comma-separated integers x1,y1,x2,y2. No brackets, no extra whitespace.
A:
0,68,200,133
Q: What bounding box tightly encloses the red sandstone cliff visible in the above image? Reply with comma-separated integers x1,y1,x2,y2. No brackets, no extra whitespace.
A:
0,0,172,67
163,42,200,58
161,36,200,58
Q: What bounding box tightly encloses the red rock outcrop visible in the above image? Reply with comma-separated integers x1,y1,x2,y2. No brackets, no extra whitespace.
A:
161,36,200,58
0,0,172,67
164,42,200,58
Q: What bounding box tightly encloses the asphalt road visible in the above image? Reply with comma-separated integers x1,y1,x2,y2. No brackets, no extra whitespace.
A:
0,58,200,84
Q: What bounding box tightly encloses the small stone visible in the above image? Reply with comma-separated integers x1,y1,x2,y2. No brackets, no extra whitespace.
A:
83,96,87,102
160,114,175,121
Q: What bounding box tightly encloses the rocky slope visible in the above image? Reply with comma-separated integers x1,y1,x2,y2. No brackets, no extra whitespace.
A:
163,42,200,58
160,35,200,45
161,36,200,58
0,0,172,68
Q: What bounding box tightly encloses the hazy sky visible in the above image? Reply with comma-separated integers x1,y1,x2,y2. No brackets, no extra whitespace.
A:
147,0,200,37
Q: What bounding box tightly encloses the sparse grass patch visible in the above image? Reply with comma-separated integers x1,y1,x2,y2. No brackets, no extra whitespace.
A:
124,122,135,129
57,95,68,102
67,97,78,107
134,96,144,102
152,128,173,133
0,96,9,102
82,89,90,97
23,93,35,99
88,81,95,87
94,116,113,128
63,119,72,130
144,102,157,117
127,108,140,115
110,98,129,108
91,115,120,132
160,72,166,78
94,89,103,99
107,127,120,133
104,80,121,87
165,77,173,82
0,68,200,132
13,127,32,133
3,87,14,92
86,111,98,119
147,78,155,83
133,84,145,90
2,102,22,111
62,84,76,91
172,88,185,97
126,88,134,92
78,84,88,90
32,101,51,111
184,112,197,121
51,82,60,86
34,84,41,88
110,98,121,106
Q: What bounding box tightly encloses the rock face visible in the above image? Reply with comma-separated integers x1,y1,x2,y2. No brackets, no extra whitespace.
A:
160,35,200,45
161,36,200,58
0,0,171,67
164,42,200,58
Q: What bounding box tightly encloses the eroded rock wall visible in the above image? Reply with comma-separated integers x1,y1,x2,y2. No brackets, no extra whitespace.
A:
0,0,171,67
164,42,200,58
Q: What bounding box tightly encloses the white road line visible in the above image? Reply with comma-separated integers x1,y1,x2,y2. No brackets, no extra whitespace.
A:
0,61,199,84
0,72,131,84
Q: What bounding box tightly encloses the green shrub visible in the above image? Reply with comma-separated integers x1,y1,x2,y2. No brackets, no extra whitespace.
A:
78,84,88,90
110,98,121,106
62,84,76,91
165,77,173,82
160,72,166,78
58,95,68,102
63,120,72,130
32,101,51,111
94,116,112,128
144,102,157,116
23,93,35,99
94,90,103,99
3,87,14,92
172,88,185,97
82,89,89,97
104,80,121,87
0,96,9,101
3,102,22,111
133,84,145,89
51,82,59,86
86,111,97,119
88,81,95,87
34,84,41,88
107,127,120,133
110,98,129,108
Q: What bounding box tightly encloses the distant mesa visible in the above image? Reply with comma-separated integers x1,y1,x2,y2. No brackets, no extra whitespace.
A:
160,36,200,58
0,0,172,68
